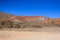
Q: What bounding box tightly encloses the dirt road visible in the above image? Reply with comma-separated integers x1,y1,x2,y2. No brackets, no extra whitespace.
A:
0,31,60,40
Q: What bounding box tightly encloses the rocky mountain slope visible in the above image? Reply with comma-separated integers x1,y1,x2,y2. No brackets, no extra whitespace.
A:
0,12,14,20
0,12,60,28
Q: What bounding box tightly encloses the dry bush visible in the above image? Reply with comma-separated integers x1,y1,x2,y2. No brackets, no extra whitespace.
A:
0,20,13,28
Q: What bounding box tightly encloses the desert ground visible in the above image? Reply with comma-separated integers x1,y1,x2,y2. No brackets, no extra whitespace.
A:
0,27,60,40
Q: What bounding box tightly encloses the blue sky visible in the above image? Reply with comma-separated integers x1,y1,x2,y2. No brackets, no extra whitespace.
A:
0,0,60,18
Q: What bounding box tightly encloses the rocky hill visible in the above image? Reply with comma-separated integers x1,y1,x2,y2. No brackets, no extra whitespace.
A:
0,12,14,20
0,12,60,28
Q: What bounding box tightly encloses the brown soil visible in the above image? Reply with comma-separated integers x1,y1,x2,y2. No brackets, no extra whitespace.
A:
0,27,60,40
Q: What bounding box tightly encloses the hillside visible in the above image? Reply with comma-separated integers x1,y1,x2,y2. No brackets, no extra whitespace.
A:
0,12,60,28
0,12,14,20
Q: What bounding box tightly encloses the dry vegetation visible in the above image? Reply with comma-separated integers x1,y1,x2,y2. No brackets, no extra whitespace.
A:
0,12,60,31
0,12,60,40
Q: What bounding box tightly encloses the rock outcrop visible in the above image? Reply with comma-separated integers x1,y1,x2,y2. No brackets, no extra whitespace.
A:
0,12,60,28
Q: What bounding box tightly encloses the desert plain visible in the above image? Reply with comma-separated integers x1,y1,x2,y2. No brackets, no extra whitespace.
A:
0,27,60,40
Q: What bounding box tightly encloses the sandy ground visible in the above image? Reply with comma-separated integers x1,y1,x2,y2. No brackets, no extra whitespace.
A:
0,27,60,40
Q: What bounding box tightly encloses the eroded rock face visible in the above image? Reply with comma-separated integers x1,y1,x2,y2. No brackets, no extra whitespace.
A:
0,12,60,28
52,18,60,26
9,16,60,26
9,16,51,23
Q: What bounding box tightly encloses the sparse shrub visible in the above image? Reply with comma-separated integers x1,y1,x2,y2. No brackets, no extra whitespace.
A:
14,24,21,28
32,25,42,28
0,20,13,28
1,20,6,25
23,26,26,28
0,26,3,28
36,25,42,28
